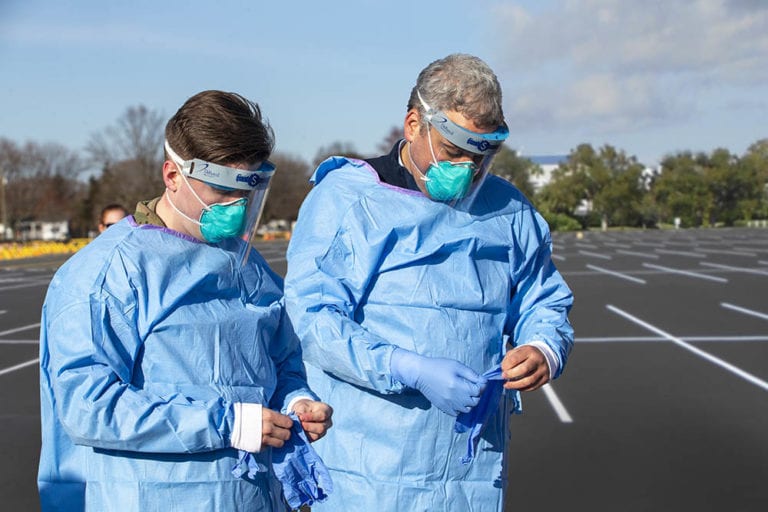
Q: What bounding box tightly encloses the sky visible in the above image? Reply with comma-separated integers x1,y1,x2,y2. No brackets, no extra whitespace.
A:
1,0,767,170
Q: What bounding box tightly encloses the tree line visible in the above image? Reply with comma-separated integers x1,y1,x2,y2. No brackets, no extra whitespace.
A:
1,105,766,238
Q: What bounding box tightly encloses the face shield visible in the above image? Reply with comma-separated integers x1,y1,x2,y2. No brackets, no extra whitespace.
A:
416,90,509,210
164,140,275,254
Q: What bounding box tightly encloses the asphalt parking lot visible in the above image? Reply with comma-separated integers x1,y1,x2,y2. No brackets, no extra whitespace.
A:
2,228,766,511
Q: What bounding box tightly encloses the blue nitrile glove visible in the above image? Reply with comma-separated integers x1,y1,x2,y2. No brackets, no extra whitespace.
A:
390,348,486,416
455,364,505,464
271,412,333,509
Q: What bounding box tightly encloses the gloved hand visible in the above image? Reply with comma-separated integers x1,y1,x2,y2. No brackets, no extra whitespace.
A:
390,348,486,416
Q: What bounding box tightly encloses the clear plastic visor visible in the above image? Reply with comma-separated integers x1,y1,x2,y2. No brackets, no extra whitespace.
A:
416,91,509,210
165,140,275,252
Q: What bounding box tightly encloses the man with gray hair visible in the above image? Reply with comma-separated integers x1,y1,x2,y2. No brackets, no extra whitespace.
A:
285,54,574,510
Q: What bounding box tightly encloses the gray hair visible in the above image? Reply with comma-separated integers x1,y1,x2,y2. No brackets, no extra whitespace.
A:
407,54,504,130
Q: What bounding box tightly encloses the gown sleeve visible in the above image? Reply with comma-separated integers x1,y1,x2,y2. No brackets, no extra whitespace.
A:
284,171,406,394
43,259,233,454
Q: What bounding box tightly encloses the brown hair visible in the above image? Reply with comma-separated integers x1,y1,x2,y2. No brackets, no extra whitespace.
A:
165,90,274,166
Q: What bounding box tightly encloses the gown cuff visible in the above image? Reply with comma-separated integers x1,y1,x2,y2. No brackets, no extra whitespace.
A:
231,402,263,453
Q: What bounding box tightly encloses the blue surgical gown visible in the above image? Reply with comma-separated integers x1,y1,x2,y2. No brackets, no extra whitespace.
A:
284,157,574,511
38,218,313,511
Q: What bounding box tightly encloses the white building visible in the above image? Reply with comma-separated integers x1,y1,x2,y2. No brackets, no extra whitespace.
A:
527,155,568,192
16,220,69,241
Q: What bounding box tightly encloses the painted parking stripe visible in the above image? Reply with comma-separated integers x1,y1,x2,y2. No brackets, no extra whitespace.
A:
699,261,768,276
695,248,757,257
577,335,768,343
642,263,728,283
579,250,612,260
607,305,768,392
0,280,52,292
721,303,768,321
551,254,566,261
0,323,40,337
0,339,38,345
586,264,646,284
654,249,706,258
0,358,39,377
542,384,573,423
616,249,659,259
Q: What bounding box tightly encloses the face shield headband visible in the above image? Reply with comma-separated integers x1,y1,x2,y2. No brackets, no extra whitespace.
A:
416,90,509,156
164,140,275,192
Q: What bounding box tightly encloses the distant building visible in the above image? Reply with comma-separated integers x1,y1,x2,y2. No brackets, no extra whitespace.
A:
16,220,69,241
527,155,569,192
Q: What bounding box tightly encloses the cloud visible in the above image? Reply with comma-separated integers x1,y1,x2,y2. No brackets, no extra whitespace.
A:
492,0,768,132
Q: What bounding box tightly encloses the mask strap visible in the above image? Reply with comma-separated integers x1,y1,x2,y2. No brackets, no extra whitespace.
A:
165,140,211,212
165,190,203,227
407,142,429,183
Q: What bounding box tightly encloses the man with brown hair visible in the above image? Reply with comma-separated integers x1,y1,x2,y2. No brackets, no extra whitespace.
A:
38,90,332,511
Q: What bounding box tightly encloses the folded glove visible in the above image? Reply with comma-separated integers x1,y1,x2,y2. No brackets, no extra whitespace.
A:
231,413,333,509
271,412,333,509
454,364,505,464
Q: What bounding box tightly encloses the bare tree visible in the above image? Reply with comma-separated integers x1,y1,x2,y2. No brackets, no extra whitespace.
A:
261,153,312,222
0,138,86,233
86,105,164,167
312,142,364,169
85,105,166,223
376,126,402,154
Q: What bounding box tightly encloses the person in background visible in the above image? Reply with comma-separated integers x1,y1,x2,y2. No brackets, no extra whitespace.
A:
284,54,574,511
97,203,128,233
38,90,332,511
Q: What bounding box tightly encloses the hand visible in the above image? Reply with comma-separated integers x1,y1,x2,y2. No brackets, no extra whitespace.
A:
291,399,334,442
390,348,486,416
262,407,294,449
501,345,549,391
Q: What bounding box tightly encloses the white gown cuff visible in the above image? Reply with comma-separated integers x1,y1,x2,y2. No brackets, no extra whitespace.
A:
528,340,559,381
231,402,263,453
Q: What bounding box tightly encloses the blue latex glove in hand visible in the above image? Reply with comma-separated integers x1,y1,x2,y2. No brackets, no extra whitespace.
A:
272,412,333,509
455,364,505,464
231,413,332,509
390,348,486,416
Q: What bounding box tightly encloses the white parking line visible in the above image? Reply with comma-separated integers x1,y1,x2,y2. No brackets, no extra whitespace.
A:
699,261,768,276
721,303,768,321
542,383,573,423
552,254,566,261
759,260,768,266
0,323,41,337
0,358,39,377
695,248,757,257
577,335,768,343
586,264,646,284
0,280,52,292
654,249,706,258
607,305,768,392
616,250,659,259
579,250,611,260
642,263,728,283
